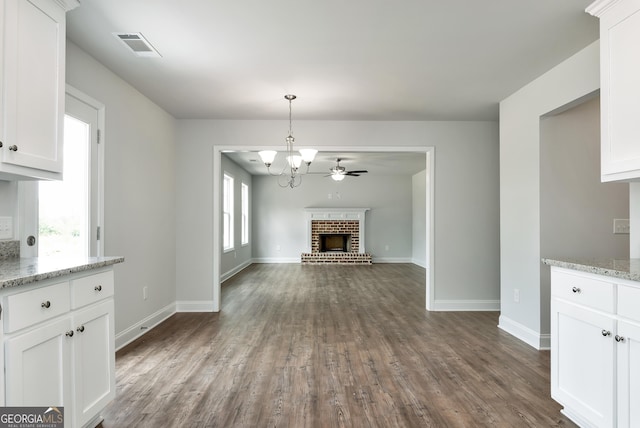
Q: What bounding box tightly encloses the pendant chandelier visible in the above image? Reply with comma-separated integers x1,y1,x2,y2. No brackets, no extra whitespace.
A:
258,95,317,188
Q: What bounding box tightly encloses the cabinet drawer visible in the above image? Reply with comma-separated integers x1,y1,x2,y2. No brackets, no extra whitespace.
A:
70,270,114,309
551,269,615,313
618,284,640,323
4,281,70,333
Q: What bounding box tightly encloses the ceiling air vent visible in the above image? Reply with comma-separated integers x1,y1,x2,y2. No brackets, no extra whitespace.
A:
113,33,161,58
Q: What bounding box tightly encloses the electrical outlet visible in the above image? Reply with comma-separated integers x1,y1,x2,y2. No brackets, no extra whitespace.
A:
613,218,630,235
143,286,148,300
0,217,13,240
514,289,520,303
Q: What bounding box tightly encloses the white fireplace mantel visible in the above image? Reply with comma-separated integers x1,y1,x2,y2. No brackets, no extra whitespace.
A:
304,208,370,253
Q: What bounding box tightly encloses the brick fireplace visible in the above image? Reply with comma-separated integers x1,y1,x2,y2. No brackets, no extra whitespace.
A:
301,208,372,264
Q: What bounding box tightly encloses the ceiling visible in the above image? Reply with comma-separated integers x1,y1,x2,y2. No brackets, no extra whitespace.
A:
66,0,599,122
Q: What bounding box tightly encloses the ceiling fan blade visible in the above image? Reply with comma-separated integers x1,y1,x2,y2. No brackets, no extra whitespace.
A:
346,170,368,174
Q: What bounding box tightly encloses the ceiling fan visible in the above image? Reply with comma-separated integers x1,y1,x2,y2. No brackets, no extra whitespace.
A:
326,158,368,181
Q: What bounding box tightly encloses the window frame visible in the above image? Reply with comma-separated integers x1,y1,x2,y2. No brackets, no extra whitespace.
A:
222,173,234,252
241,182,249,246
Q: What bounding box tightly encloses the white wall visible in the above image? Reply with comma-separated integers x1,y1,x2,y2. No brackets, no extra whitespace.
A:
0,181,17,220
66,41,177,346
176,119,499,310
251,173,413,262
499,41,600,348
540,96,629,336
412,170,427,267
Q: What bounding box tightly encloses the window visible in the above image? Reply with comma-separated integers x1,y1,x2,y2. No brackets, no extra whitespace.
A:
223,173,234,251
241,182,249,245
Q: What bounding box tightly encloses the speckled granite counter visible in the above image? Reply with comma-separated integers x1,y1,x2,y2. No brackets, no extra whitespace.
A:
542,258,640,282
0,256,124,289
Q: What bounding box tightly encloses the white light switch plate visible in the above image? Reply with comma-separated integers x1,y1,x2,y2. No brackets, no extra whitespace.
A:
0,216,13,239
614,218,630,235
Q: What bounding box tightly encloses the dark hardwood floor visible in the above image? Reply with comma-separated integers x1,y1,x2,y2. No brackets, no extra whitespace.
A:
100,264,576,427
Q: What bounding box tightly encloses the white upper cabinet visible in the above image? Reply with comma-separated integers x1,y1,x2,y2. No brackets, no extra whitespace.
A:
0,0,78,180
588,0,640,182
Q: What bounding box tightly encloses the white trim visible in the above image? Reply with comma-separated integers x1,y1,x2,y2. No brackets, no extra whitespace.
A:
498,315,549,350
115,303,176,350
425,148,436,311
221,259,252,283
213,145,435,316
175,300,216,312
432,299,500,312
372,257,413,263
585,0,622,17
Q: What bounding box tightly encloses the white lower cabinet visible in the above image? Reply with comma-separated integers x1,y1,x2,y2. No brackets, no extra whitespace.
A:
616,320,640,427
2,268,115,427
5,317,73,407
551,299,616,427
72,299,115,428
550,267,640,428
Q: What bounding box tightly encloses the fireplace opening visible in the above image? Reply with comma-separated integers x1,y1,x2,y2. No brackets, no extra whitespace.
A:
319,234,350,252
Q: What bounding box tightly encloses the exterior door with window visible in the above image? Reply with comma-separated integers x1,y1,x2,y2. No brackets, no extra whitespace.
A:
19,89,102,257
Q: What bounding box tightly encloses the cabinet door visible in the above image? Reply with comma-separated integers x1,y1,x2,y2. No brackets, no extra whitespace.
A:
598,0,640,181
551,299,616,428
5,317,72,407
72,299,116,427
617,320,640,428
0,0,65,176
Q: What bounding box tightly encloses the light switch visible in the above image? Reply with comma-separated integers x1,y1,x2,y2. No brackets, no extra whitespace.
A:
0,216,13,239
614,218,630,235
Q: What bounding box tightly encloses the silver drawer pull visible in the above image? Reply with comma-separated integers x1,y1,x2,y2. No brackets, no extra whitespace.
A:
602,330,611,337
615,335,625,343
95,285,102,292
66,330,74,337
77,325,85,333
41,300,51,309
572,287,581,294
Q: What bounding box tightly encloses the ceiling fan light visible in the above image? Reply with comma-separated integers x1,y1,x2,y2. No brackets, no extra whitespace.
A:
287,155,303,169
332,173,346,182
258,150,277,166
299,148,318,164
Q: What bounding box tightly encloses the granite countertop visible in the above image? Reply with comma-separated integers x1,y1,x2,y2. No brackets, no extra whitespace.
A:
0,256,125,289
542,258,640,282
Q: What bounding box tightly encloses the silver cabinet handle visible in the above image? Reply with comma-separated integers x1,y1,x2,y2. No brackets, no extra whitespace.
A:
572,287,581,293
41,300,51,309
95,285,102,291
66,330,74,337
77,325,85,333
0,141,3,148
602,330,611,337
615,335,625,343
8,145,17,151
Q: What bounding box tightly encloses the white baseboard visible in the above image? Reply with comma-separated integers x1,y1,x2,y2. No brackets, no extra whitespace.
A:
498,315,550,350
221,260,252,283
175,300,215,312
432,299,500,311
411,258,427,268
372,257,413,263
115,302,176,351
252,257,300,263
